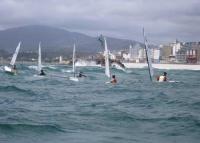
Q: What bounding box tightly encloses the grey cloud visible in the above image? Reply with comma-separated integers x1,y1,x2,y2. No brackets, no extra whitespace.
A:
0,0,200,44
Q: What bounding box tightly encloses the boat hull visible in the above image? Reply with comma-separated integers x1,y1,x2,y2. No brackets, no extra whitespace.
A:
4,66,16,75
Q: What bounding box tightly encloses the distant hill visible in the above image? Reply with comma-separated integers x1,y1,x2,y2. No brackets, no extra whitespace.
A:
0,49,9,58
0,25,142,57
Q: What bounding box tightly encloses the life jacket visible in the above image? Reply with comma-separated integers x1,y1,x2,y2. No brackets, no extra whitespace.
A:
111,78,117,84
158,75,166,82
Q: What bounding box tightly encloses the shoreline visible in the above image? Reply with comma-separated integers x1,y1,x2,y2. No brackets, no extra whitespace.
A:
123,63,200,70
1,61,200,70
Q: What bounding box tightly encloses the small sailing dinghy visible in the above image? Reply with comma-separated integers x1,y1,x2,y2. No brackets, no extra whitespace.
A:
143,29,179,83
37,43,46,76
4,42,21,75
32,43,47,80
69,44,79,82
103,37,113,84
34,43,46,77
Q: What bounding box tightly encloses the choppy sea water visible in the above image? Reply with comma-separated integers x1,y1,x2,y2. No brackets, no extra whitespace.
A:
0,64,199,143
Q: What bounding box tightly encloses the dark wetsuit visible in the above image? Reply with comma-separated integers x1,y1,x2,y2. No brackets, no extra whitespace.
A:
40,70,46,76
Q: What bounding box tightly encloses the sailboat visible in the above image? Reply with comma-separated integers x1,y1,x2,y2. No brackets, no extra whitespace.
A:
32,43,46,79
104,37,111,78
37,42,46,76
69,44,79,82
103,37,112,83
4,42,21,75
143,28,154,82
143,29,180,83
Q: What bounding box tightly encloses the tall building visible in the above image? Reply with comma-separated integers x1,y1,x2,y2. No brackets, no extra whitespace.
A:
160,40,200,63
151,48,160,63
160,44,172,62
171,39,182,56
184,42,200,63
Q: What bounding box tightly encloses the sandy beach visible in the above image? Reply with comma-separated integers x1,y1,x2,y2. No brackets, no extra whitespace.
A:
123,63,200,70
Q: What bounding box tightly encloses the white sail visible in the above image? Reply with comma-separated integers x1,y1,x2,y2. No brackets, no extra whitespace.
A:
59,56,63,64
38,43,42,72
104,37,111,78
143,28,154,81
69,44,79,81
72,44,76,77
10,42,21,66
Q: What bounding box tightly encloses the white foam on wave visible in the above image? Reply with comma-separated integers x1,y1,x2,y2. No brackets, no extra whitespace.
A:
28,65,38,70
125,70,133,73
111,63,126,72
61,69,73,73
29,65,57,70
48,66,57,69
75,60,101,67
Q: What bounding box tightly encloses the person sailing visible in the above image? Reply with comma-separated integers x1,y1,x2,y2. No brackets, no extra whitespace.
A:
13,65,17,70
77,71,87,78
39,69,46,76
11,65,17,74
157,72,167,82
110,75,117,84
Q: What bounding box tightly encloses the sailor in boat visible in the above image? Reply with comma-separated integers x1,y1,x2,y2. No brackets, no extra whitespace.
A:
11,65,17,74
157,72,167,82
110,75,117,84
77,71,87,78
39,69,46,76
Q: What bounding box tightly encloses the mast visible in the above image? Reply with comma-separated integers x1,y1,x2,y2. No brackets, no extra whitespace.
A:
143,28,154,82
72,44,76,77
38,42,42,72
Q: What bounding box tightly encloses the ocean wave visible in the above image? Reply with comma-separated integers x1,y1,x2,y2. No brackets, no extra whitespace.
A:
61,69,73,73
133,114,200,127
28,65,57,71
0,85,36,95
28,65,38,70
47,66,57,70
190,101,200,110
0,66,4,71
0,123,64,133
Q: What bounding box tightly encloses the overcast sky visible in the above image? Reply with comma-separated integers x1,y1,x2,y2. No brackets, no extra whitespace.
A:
0,0,200,44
